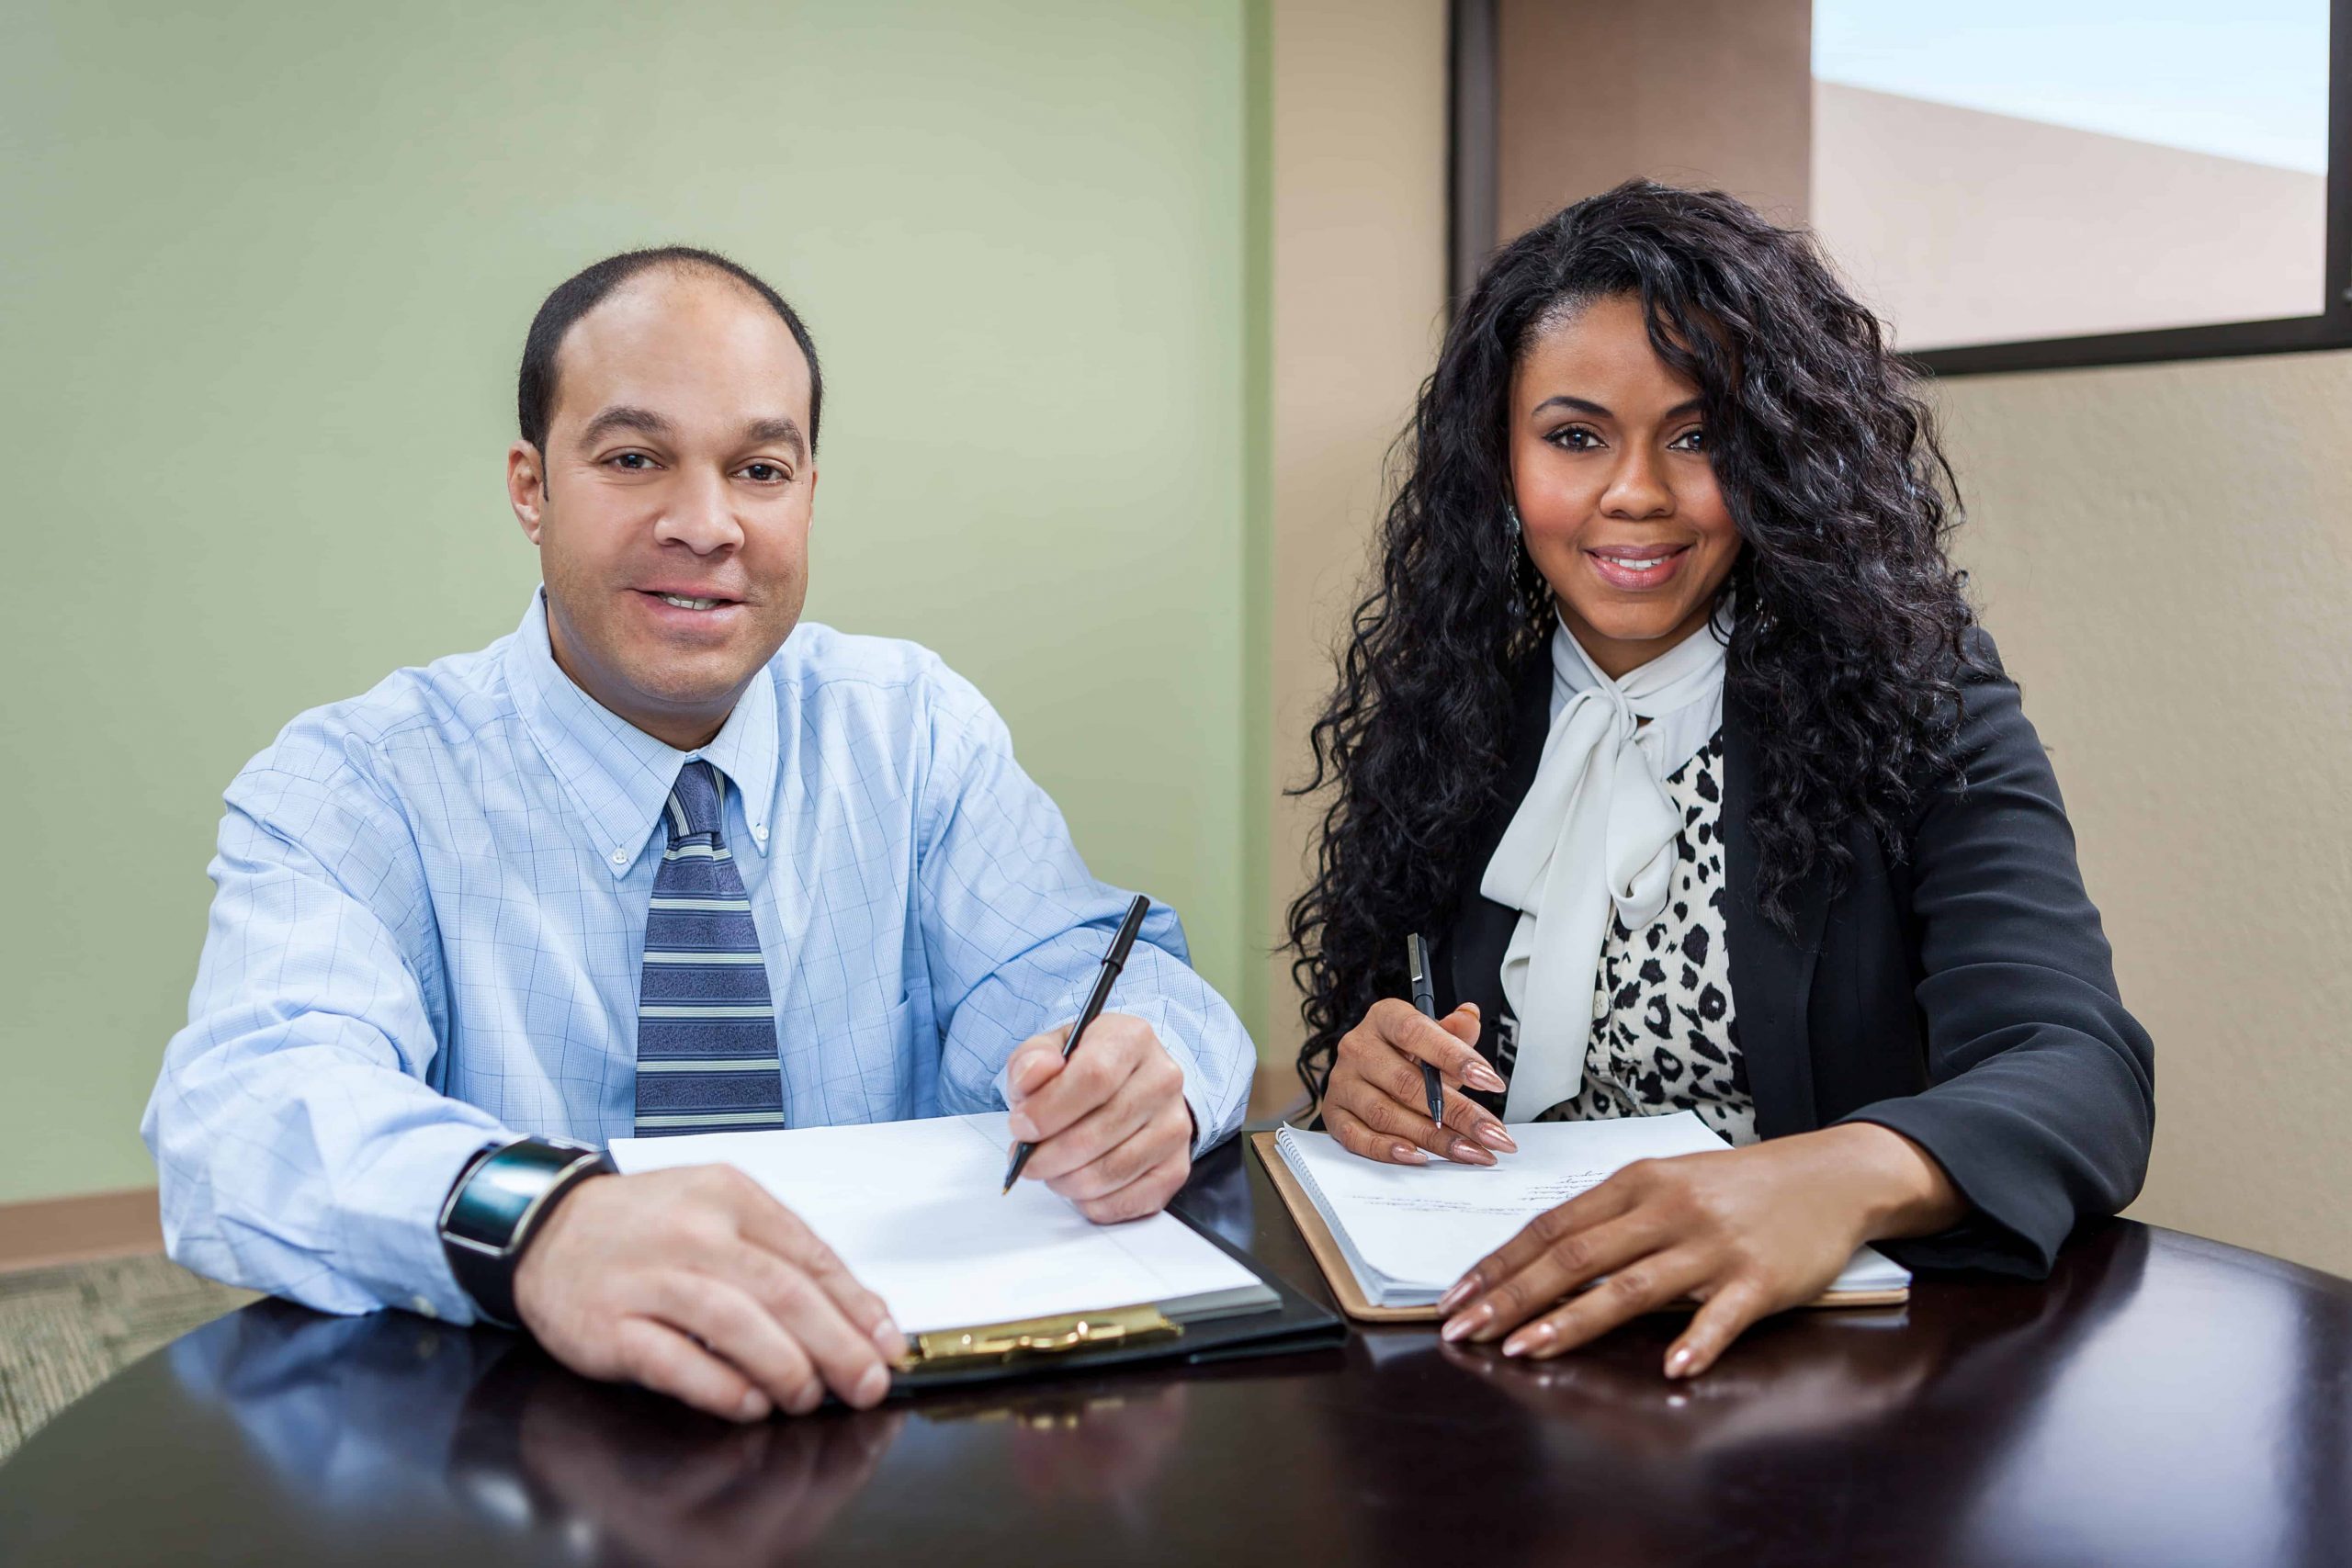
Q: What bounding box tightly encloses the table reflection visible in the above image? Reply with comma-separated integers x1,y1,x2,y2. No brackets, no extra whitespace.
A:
164,1287,1203,1567
1312,1225,2154,1568
473,1350,904,1564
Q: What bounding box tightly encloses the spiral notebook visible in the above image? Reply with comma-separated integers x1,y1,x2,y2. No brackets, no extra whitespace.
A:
1257,1110,1910,1322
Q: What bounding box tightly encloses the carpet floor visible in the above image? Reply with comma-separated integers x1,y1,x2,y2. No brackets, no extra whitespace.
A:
0,1254,256,1464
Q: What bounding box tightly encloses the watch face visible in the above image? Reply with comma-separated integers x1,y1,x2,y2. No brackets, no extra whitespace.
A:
445,1142,581,1247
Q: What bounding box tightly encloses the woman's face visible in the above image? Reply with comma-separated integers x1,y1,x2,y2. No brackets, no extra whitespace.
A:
1510,292,1743,680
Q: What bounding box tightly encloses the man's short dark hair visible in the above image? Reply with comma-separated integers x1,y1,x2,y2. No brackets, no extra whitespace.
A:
516,246,823,457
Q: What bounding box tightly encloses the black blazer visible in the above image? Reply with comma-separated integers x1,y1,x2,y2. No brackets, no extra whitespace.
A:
1432,630,2154,1277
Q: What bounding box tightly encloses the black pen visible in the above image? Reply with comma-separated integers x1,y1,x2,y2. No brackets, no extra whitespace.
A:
1002,893,1154,1194
1407,933,1445,1127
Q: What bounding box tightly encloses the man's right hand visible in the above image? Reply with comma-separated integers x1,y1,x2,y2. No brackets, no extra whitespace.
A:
513,1165,906,1422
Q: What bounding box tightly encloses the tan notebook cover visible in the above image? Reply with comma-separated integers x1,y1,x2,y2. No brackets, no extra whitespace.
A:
1250,1131,1910,1323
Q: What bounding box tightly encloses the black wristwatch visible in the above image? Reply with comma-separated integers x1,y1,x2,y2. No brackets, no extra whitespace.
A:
436,1137,614,1327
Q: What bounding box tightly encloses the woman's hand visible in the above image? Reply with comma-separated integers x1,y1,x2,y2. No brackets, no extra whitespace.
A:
1437,1122,1962,1377
1322,998,1517,1166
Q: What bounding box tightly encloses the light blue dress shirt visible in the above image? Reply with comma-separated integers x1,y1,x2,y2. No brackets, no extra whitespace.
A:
143,593,1255,1324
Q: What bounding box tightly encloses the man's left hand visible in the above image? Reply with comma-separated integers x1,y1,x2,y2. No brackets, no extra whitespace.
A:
1003,1013,1193,1223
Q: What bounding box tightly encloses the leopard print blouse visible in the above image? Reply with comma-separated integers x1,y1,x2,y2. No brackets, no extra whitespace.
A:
1493,728,1757,1145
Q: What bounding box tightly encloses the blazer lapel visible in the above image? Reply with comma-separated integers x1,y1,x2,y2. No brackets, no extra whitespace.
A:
1719,682,1829,1139
1439,652,1552,1099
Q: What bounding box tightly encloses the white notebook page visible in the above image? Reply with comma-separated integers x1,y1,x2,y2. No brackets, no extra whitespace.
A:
1277,1110,1909,1304
611,1111,1259,1334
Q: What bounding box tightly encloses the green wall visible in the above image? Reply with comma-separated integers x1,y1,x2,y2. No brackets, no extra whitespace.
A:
0,0,1265,1203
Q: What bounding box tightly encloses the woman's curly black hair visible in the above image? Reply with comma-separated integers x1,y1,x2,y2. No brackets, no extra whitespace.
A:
1286,179,1980,1103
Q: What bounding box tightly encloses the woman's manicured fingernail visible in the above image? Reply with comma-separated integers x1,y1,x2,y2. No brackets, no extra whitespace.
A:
855,1362,891,1406
1436,1276,1477,1314
1666,1346,1695,1378
1450,1138,1495,1166
1392,1143,1428,1164
1474,1122,1517,1152
873,1319,907,1360
1466,1063,1507,1093
1441,1312,1477,1342
738,1390,770,1421
1502,1321,1556,1358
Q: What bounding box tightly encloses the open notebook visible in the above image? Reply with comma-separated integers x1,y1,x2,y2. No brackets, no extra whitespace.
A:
1267,1110,1909,1317
612,1111,1276,1335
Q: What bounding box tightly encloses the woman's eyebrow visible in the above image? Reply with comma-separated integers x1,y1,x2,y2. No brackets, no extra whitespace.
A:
1531,394,1705,420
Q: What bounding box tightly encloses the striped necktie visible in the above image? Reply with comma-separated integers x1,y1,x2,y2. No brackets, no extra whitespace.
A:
632,760,786,1136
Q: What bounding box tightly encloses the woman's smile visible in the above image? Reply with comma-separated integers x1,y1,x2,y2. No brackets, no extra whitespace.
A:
1585,541,1691,591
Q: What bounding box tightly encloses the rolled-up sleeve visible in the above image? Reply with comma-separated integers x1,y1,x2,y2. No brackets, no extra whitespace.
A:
142,750,513,1321
910,663,1256,1154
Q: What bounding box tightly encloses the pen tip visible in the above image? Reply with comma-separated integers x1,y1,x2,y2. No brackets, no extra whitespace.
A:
1000,1180,1013,1196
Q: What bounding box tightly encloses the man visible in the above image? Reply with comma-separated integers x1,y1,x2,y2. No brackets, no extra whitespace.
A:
143,247,1254,1421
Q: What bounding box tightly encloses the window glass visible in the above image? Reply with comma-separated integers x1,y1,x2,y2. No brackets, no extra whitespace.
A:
1811,0,2331,351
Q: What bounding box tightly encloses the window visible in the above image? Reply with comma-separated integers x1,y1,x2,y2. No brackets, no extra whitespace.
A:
1812,0,2345,372
1450,0,2351,375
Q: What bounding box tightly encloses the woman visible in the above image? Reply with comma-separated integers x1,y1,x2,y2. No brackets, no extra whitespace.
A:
1288,181,2152,1379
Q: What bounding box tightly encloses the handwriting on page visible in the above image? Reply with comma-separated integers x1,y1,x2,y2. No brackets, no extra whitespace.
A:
1352,1171,1608,1218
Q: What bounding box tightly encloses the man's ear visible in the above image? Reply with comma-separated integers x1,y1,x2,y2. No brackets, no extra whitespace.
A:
506,440,548,544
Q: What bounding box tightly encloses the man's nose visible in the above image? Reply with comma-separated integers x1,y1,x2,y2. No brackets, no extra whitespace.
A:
653,468,744,554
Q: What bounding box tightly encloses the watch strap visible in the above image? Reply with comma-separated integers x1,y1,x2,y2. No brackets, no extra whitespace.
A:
437,1137,613,1327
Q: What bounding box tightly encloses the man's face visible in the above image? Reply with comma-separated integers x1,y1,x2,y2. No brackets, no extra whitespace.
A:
506,268,817,750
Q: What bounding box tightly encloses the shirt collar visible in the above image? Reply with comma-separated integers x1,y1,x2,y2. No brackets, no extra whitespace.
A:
505,590,780,876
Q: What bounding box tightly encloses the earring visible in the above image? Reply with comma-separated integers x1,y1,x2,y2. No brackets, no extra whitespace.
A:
1505,503,1523,540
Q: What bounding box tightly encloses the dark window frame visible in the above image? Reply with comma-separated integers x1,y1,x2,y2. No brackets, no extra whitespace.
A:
1448,0,2352,377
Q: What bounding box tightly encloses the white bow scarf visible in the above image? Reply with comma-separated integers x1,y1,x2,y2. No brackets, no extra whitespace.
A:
1479,605,1731,1122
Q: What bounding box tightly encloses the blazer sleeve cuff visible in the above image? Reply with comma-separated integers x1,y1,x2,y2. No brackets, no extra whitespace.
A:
1838,1100,2072,1280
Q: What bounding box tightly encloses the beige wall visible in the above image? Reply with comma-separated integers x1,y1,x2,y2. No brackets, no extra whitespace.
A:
1495,0,1811,239
1815,82,2327,351
1938,352,2352,1276
1264,0,1453,1076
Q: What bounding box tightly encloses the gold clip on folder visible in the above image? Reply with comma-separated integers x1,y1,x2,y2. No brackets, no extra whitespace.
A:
901,1303,1182,1371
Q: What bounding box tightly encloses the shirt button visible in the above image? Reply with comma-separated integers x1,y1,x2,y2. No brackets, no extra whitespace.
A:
611,849,628,865
411,1293,438,1319
752,824,768,840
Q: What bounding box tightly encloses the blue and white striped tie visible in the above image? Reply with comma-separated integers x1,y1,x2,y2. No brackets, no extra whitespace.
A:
632,761,786,1135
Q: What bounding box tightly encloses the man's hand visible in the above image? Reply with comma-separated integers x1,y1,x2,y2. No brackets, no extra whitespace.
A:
1002,1012,1193,1223
514,1166,907,1422
1322,998,1516,1167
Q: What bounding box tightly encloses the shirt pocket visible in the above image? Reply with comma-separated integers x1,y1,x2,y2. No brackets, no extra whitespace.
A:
836,989,936,1123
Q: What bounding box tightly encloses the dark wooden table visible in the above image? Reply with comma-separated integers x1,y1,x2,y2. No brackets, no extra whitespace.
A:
2,1138,2348,1567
